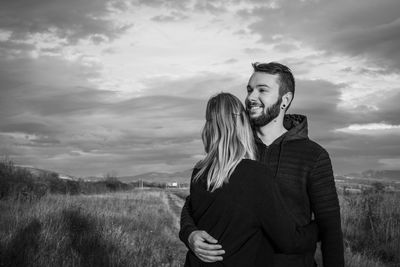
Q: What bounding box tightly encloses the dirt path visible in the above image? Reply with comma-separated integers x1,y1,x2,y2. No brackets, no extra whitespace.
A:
166,191,185,229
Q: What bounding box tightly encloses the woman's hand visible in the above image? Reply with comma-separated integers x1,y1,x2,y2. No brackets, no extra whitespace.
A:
188,230,225,262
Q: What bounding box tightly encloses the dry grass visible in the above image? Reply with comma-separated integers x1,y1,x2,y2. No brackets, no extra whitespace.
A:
170,188,400,266
167,189,189,201
312,191,400,267
0,190,187,267
1,186,399,267
340,192,400,266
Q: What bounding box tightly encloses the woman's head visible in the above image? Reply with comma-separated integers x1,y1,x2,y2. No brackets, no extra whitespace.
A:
194,92,256,192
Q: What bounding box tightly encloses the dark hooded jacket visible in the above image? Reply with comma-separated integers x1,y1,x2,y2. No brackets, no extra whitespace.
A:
180,114,344,267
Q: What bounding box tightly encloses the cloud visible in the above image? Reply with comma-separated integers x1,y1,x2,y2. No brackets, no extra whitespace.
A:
0,52,229,176
151,11,188,22
238,0,400,71
0,56,104,119
1,59,399,175
0,122,57,136
133,73,400,175
0,94,206,176
136,0,188,10
290,79,347,132
340,66,391,76
212,58,239,65
243,48,268,54
223,58,238,64
286,78,400,173
2,132,62,147
372,90,400,124
138,72,245,99
135,0,232,14
111,95,206,120
1,0,399,176
24,87,116,116
193,1,228,14
0,62,207,175
334,89,400,126
336,123,400,134
379,158,400,170
0,0,132,44
272,42,299,53
0,39,36,53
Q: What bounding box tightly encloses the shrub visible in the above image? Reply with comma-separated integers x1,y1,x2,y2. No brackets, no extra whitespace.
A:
341,191,400,264
0,159,133,200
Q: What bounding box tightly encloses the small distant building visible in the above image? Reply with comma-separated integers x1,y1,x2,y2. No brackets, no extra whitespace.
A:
166,182,178,188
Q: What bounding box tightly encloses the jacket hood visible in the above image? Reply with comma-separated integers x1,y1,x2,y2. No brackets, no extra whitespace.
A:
282,114,309,142
253,114,309,180
254,114,309,146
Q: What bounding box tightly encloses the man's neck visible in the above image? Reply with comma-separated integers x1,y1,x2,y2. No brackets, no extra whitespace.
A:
255,117,287,146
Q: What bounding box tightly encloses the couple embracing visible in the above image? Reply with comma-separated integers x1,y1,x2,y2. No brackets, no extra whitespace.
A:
179,62,344,267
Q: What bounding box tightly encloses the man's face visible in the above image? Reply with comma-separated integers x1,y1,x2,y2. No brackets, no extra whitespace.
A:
245,72,282,127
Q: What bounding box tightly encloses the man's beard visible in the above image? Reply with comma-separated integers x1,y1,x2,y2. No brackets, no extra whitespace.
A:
248,97,282,127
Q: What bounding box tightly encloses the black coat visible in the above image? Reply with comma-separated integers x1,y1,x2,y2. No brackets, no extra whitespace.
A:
180,114,344,267
255,115,344,267
185,159,318,267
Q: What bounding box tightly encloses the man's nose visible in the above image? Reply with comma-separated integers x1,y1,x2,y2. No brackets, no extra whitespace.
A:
247,90,258,101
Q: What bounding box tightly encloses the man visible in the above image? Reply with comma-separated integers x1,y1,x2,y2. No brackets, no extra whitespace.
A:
180,62,344,267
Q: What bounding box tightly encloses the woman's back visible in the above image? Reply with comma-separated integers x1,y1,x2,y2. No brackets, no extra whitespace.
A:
188,159,271,266
187,159,317,267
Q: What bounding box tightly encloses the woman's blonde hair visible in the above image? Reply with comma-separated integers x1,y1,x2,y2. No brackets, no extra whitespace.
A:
193,92,256,192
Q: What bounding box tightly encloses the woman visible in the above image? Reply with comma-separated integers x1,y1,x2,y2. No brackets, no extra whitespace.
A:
185,93,318,266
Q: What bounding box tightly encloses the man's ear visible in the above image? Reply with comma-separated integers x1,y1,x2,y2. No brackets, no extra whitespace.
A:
281,92,293,111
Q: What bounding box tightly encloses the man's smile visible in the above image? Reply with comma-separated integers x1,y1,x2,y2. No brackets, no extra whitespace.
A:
247,103,264,114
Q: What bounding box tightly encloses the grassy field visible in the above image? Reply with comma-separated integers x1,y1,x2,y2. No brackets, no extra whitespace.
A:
0,190,187,267
313,192,400,267
0,186,399,266
170,188,400,267
339,192,400,267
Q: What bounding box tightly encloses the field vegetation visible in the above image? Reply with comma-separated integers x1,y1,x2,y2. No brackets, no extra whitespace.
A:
0,191,186,267
339,191,400,266
1,160,399,266
169,187,400,267
0,159,132,201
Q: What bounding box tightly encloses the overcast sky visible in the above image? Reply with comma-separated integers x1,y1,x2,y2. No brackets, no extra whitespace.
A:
1,0,400,177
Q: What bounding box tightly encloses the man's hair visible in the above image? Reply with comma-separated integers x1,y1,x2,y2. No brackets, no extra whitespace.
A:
252,62,295,109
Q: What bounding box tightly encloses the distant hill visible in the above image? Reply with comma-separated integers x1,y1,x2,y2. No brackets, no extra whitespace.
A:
127,168,400,184
340,169,400,183
119,169,193,184
16,165,78,181
361,170,400,180
1,161,132,199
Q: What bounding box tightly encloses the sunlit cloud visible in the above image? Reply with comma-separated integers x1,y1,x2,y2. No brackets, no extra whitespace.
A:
1,0,400,176
379,158,400,170
335,123,400,134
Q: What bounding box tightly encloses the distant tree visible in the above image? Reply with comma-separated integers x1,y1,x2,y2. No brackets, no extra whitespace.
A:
371,182,385,193
103,171,121,191
104,170,118,180
66,180,80,195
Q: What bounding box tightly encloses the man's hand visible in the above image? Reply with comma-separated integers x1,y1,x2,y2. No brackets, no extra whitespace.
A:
188,230,225,262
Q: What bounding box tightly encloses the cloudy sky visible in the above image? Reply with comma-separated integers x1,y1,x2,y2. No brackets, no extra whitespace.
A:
1,0,400,177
